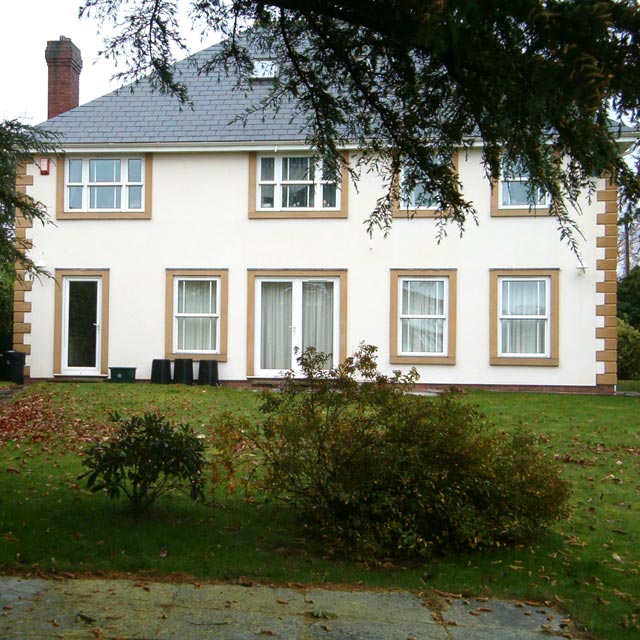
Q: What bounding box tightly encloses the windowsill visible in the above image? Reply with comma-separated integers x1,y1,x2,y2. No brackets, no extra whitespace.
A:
391,354,456,365
57,211,152,220
490,207,552,218
490,356,559,366
249,209,347,219
169,353,227,361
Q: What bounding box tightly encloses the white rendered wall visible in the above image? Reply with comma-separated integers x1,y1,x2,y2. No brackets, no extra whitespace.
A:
24,149,603,386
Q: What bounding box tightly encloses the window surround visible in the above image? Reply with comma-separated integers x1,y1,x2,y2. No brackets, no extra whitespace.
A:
56,153,153,220
248,152,349,219
490,162,551,218
390,269,457,364
165,269,228,361
490,269,559,366
391,153,459,219
53,268,110,376
246,269,348,376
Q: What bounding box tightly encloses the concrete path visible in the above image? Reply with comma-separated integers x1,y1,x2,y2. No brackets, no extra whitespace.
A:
0,576,578,639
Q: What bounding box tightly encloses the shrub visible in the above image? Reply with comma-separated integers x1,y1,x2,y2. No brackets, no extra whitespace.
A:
214,345,570,558
618,266,640,329
617,318,640,380
80,413,206,513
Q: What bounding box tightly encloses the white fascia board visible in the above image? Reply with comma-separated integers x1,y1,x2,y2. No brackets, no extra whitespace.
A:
58,141,362,154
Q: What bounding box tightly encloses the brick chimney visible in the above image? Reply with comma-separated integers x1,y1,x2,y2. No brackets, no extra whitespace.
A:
45,36,83,119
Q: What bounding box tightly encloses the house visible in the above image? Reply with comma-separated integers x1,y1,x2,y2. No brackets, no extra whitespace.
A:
13,35,632,392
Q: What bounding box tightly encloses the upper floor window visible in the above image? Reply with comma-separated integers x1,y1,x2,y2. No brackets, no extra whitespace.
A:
248,152,348,219
66,157,145,213
403,179,438,210
496,160,550,211
392,153,458,218
257,155,338,211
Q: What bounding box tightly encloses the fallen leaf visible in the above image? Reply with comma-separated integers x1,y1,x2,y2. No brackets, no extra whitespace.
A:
75,613,97,624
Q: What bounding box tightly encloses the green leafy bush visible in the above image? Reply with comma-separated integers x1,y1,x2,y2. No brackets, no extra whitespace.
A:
617,318,640,380
618,266,640,329
214,345,570,558
80,413,206,512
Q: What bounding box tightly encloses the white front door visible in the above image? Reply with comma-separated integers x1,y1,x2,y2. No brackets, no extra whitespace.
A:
62,276,102,375
255,277,339,376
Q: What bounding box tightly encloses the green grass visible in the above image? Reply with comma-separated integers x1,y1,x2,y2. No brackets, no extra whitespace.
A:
1,382,639,639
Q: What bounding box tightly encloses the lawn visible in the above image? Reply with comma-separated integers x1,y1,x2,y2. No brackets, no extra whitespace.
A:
0,382,638,639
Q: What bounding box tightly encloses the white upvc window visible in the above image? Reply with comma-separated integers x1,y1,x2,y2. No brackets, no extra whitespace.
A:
173,277,220,354
498,277,550,357
403,183,438,210
66,157,144,212
398,277,448,356
257,155,339,211
499,161,550,209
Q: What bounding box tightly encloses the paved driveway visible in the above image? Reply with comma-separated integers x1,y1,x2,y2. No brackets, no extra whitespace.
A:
0,576,578,639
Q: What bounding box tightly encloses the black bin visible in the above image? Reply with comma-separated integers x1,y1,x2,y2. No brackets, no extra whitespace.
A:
151,359,171,384
173,358,193,385
1,351,26,385
198,360,219,386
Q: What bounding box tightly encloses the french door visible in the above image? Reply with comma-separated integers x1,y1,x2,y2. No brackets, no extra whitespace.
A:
61,276,103,374
255,276,340,376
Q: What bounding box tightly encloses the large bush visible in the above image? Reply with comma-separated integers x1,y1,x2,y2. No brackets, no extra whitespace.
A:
618,266,640,329
214,345,570,558
80,413,207,513
617,318,640,380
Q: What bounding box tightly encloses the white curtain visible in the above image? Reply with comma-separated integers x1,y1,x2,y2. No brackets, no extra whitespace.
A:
500,280,546,354
302,281,334,366
401,280,445,353
177,280,216,351
261,282,293,370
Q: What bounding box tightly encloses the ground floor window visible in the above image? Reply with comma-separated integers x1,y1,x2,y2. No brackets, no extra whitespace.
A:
490,269,559,366
390,269,457,365
165,270,228,360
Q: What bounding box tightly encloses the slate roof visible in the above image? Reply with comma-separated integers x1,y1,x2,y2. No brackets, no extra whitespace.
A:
40,40,307,146
41,36,636,147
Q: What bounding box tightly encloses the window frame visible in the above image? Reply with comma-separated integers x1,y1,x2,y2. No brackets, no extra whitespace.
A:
247,269,348,376
391,153,459,219
491,161,551,217
390,269,457,365
248,152,349,219
490,269,559,366
165,269,228,361
57,153,152,220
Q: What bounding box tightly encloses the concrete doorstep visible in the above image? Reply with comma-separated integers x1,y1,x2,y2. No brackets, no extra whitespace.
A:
0,575,580,640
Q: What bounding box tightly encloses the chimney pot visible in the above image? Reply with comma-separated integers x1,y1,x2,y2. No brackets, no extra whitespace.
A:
45,36,83,119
